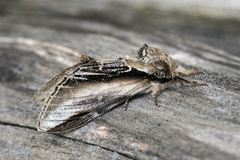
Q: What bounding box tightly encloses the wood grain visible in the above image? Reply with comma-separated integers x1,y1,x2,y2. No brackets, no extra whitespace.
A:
0,1,239,160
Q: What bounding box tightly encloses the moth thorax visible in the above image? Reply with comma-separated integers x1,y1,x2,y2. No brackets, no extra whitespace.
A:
138,44,177,79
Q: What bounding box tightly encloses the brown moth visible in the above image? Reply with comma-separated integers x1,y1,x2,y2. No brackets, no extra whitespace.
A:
33,44,207,133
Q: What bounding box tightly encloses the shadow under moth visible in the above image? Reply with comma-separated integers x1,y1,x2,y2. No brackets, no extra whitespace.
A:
33,44,207,133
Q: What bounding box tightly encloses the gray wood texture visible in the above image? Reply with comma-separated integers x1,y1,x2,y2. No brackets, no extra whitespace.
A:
0,1,240,160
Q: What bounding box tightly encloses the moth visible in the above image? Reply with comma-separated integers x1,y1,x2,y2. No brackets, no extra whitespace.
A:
33,44,207,133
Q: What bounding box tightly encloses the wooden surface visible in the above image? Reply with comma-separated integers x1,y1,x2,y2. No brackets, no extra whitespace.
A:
0,1,240,160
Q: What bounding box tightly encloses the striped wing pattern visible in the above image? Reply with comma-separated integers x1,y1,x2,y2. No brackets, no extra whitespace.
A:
34,59,152,133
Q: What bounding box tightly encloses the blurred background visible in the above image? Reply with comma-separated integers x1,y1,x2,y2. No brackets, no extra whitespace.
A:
0,0,240,55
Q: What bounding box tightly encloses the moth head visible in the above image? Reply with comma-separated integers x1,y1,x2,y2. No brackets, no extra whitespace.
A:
138,44,177,79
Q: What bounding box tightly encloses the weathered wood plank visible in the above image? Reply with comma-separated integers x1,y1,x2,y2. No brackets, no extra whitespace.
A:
0,1,240,160
0,125,130,160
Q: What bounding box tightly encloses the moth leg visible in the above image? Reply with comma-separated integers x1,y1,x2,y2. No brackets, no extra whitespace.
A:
177,76,208,86
176,66,204,76
151,82,161,107
124,99,129,111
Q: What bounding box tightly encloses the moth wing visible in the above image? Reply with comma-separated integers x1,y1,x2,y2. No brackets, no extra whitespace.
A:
38,77,152,133
33,55,97,102
33,67,72,102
